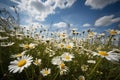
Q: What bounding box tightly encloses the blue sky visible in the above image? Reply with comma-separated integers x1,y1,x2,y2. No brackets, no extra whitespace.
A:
0,0,120,33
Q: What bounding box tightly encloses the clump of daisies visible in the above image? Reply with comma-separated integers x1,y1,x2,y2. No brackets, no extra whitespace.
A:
51,52,74,75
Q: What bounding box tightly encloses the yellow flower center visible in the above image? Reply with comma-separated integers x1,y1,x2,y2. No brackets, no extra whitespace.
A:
61,34,65,37
79,77,84,80
24,44,29,49
66,45,72,49
60,44,64,48
60,63,65,69
16,53,23,57
65,55,70,60
98,51,108,56
17,59,26,67
35,59,39,65
109,30,117,35
44,70,49,75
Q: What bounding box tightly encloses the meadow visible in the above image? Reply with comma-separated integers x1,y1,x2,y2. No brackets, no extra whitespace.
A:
0,8,120,80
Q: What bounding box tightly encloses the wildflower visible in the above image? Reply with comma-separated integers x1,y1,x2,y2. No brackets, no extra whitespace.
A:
8,55,33,73
81,64,89,71
66,42,74,49
58,43,65,49
72,28,77,33
19,43,37,49
60,33,67,39
108,29,119,35
51,56,62,65
61,52,74,62
98,51,120,62
0,36,9,40
46,48,55,57
88,32,95,38
87,60,96,64
33,58,41,66
97,33,105,38
58,62,69,75
98,51,108,56
78,75,85,80
0,42,14,47
11,51,27,58
40,68,51,76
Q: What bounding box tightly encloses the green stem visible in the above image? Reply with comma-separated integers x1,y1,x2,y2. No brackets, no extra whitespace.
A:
89,58,102,77
53,71,59,80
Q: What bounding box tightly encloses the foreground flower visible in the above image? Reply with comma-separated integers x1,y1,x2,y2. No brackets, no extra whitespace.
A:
61,52,74,62
78,75,85,80
96,51,120,62
33,58,41,66
40,68,51,76
8,55,33,73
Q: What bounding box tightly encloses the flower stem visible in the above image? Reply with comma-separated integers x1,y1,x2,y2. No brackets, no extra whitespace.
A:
53,71,59,80
89,58,102,79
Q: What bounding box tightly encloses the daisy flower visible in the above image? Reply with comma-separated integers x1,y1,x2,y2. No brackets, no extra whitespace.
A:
87,60,96,64
33,58,41,66
19,43,37,49
58,62,69,75
61,52,74,62
11,50,27,58
58,62,68,70
40,68,51,76
97,51,120,62
81,64,89,72
108,29,119,35
0,42,14,47
78,75,85,80
0,36,9,40
51,56,62,65
8,55,33,73
66,42,74,49
88,31,96,38
58,43,65,49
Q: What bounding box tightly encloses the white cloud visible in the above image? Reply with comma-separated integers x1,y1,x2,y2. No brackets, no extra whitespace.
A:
95,15,120,27
85,0,119,9
53,22,68,28
83,23,91,27
11,0,76,21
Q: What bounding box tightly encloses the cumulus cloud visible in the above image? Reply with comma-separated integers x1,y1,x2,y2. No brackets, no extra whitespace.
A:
82,23,91,27
53,22,68,28
85,0,119,9
11,0,76,21
95,15,120,27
